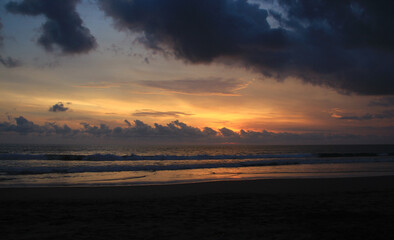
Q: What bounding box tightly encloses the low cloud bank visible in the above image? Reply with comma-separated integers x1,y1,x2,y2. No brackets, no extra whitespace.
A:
0,116,392,144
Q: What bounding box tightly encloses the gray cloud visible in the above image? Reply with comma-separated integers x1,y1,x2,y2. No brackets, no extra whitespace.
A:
138,78,249,95
1,116,392,144
6,116,43,135
47,122,75,135
369,97,394,107
202,127,218,136
106,43,125,55
99,0,394,95
132,110,193,118
0,55,21,68
49,102,69,112
80,122,112,136
6,0,97,54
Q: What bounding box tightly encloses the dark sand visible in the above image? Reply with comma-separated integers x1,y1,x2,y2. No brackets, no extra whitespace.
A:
1,176,394,239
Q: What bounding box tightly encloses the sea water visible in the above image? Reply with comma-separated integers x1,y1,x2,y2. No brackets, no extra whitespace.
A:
0,144,393,187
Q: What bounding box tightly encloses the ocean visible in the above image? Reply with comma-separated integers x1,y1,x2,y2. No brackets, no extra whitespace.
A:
0,144,393,187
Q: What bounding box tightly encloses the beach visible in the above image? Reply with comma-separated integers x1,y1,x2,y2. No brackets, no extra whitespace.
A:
2,0,394,238
2,176,394,239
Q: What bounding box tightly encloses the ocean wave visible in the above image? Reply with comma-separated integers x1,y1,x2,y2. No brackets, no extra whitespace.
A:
0,152,392,161
1,157,393,175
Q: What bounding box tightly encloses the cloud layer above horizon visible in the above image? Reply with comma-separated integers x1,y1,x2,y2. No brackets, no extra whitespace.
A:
0,116,393,144
2,0,394,95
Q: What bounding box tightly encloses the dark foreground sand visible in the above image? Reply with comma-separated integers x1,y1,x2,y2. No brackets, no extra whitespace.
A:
1,176,394,240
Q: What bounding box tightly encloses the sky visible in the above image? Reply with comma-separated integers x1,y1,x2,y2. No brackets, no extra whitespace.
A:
0,0,393,144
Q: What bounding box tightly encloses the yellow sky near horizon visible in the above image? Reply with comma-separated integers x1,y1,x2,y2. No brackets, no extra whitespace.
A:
1,53,390,136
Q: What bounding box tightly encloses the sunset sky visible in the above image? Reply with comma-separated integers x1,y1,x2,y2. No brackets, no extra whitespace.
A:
0,0,393,144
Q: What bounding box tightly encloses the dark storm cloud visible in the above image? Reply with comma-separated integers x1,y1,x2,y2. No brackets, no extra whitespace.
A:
99,0,282,63
0,117,393,144
49,102,69,112
99,0,394,95
132,110,193,118
6,0,97,54
138,78,249,95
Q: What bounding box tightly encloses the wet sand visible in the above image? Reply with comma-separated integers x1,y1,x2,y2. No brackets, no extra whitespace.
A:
1,176,394,239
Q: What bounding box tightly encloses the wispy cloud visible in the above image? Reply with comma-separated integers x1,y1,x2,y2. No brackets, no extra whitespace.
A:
137,78,250,96
332,110,394,120
132,109,193,118
74,82,124,88
369,97,394,107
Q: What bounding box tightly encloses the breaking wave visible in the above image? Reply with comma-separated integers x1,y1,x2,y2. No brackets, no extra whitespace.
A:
1,156,393,175
0,152,392,161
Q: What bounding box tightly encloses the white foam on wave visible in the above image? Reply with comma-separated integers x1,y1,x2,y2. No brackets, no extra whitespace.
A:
0,153,317,161
1,156,393,175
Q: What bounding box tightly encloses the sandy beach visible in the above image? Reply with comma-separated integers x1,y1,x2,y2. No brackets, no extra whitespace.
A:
2,176,394,239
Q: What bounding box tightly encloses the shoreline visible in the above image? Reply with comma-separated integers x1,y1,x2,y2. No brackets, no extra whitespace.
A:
2,175,394,200
2,161,394,189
